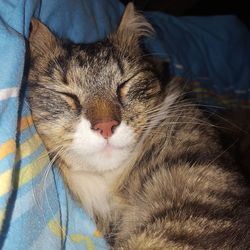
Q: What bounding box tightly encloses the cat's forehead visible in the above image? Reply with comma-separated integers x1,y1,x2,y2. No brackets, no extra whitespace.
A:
44,39,147,95
62,40,134,86
73,40,131,73
44,42,114,95
76,40,115,57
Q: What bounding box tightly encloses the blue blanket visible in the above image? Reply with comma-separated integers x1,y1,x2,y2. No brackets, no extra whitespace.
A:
0,0,250,249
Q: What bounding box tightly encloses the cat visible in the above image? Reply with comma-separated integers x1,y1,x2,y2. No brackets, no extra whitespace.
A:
27,3,250,249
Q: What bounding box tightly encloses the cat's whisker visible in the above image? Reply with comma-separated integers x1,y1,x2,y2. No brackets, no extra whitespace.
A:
136,52,170,59
138,121,226,135
32,145,65,212
147,113,211,124
145,101,223,116
35,146,78,249
42,147,65,193
206,139,239,168
36,148,62,197
36,144,68,160
209,111,250,135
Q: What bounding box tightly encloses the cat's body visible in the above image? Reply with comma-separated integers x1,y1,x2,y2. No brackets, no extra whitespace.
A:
28,3,250,249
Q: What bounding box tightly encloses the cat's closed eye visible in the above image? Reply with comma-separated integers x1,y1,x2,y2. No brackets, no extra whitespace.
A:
116,73,142,103
59,91,82,114
116,80,131,104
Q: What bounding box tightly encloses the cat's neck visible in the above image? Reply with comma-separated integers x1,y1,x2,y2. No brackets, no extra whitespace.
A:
59,157,131,219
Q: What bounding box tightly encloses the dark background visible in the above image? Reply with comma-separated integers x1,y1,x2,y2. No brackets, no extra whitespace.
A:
120,0,250,30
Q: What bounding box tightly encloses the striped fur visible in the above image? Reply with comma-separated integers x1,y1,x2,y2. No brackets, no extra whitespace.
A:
28,3,250,249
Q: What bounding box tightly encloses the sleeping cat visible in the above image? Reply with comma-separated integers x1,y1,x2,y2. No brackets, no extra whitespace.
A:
27,3,250,249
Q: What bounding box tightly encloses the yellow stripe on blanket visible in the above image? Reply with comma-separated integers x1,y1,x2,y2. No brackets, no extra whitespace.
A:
0,209,4,229
0,210,3,221
18,115,33,131
18,151,49,188
0,120,47,196
0,150,49,196
0,168,13,196
70,234,95,249
0,139,16,161
48,217,66,239
0,115,33,161
48,215,96,250
15,133,42,162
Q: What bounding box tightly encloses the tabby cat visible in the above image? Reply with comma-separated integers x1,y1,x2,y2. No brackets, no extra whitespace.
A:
27,3,250,249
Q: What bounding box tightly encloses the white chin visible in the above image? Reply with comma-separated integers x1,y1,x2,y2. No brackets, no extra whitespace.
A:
70,147,131,172
88,147,131,171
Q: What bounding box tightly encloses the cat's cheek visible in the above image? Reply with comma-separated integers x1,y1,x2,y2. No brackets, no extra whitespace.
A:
109,121,135,148
71,117,106,155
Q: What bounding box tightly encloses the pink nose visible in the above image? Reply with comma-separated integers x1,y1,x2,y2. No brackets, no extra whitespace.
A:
93,120,119,139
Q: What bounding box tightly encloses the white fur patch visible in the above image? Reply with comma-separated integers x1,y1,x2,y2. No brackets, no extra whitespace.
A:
66,166,125,218
69,117,135,172
67,171,110,217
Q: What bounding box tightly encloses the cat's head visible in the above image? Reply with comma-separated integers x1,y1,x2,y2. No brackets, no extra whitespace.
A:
28,3,173,172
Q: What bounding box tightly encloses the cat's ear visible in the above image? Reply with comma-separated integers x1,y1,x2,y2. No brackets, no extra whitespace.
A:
29,18,57,57
112,2,154,50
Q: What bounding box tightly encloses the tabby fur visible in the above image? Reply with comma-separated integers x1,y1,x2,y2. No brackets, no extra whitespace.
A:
27,3,250,249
